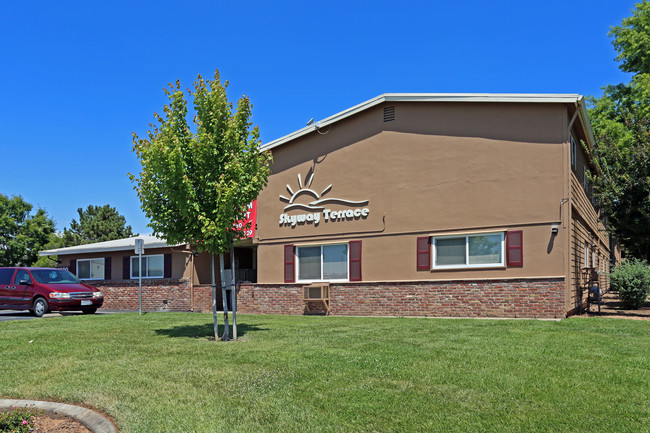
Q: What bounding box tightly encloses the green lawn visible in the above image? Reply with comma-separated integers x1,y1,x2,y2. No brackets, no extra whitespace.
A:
0,313,648,433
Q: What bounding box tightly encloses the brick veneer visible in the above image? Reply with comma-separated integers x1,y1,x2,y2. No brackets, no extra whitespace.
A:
236,278,567,319
87,279,192,312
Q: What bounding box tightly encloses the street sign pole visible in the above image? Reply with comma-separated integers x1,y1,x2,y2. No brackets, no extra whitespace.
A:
135,239,144,316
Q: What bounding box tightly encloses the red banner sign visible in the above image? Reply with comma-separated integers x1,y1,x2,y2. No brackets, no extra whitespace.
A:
235,200,257,238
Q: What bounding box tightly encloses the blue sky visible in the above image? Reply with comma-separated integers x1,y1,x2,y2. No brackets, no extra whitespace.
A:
0,0,637,234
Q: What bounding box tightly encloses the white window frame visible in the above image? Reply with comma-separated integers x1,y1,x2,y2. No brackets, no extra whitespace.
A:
570,134,577,169
130,254,164,279
296,243,349,283
432,232,505,270
77,258,105,280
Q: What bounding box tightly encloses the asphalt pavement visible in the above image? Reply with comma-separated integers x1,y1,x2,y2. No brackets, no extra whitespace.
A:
0,310,121,321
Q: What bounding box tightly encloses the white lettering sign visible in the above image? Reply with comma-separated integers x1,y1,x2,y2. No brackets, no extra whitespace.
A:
279,207,370,227
278,172,371,229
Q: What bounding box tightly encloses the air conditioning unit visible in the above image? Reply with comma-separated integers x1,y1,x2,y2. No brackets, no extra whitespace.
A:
303,283,330,312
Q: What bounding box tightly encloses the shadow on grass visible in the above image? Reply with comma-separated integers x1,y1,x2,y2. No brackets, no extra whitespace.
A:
154,322,269,340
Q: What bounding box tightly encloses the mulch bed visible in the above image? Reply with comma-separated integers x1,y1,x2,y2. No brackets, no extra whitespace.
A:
582,291,650,320
31,413,92,433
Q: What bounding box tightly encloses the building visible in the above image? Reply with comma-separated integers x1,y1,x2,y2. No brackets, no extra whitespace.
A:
41,93,617,318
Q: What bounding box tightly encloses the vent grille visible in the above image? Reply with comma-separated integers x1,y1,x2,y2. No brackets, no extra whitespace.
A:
383,106,396,122
69,292,93,299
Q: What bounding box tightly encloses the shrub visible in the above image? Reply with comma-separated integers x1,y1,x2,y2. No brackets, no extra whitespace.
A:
609,258,650,309
0,406,39,433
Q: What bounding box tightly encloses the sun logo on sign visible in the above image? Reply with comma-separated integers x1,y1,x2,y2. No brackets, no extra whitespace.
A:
279,172,369,211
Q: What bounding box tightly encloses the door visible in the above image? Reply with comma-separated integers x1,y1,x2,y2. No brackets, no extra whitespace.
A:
12,269,32,309
0,269,16,307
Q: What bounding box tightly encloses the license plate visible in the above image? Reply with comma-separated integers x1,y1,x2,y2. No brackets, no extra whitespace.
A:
81,300,92,306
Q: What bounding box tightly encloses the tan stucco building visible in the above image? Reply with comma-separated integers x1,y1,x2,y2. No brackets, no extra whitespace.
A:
240,93,617,318
41,93,616,318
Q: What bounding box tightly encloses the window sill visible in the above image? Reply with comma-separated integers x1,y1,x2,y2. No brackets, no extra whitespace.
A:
431,265,506,271
297,279,348,284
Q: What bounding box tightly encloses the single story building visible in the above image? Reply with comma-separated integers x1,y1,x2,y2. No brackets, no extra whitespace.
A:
39,235,255,312
41,93,618,318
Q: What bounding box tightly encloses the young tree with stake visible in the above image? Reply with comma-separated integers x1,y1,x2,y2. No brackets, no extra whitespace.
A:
130,70,271,341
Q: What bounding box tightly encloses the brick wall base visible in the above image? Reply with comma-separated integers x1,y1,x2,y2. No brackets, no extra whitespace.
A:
89,279,192,312
87,278,567,319
87,280,225,312
236,278,567,319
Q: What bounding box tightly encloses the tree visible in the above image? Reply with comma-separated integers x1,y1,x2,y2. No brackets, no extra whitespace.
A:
0,194,55,266
34,232,66,267
587,1,650,260
130,70,272,341
62,204,134,246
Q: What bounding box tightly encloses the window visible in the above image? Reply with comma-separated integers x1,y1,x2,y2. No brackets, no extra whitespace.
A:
571,134,577,169
0,269,14,285
432,232,504,269
14,269,32,285
77,258,105,280
131,254,164,279
296,244,348,282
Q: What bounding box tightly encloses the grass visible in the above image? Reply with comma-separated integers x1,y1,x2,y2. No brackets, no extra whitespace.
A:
0,313,649,433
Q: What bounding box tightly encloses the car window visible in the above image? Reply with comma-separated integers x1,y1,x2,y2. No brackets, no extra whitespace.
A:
0,269,15,285
30,269,80,284
14,270,32,285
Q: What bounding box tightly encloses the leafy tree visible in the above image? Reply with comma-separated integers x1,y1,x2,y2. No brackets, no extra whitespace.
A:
34,232,66,267
609,0,650,75
588,1,650,260
0,194,55,266
62,204,134,246
130,70,272,341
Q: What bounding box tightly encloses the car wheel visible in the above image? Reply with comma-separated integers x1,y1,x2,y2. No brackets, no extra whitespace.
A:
81,308,97,314
32,297,49,318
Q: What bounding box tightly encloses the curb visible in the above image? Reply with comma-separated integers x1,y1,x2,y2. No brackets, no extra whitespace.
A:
0,399,117,433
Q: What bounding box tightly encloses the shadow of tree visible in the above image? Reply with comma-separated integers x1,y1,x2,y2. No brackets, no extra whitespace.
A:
154,322,269,339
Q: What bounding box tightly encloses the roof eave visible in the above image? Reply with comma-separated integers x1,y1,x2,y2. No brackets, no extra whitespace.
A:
39,242,184,256
260,93,584,152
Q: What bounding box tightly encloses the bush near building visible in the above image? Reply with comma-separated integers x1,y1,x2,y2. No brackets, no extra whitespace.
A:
609,258,650,309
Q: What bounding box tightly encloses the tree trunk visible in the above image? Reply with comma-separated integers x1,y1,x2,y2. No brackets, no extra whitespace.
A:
230,243,237,340
220,253,230,341
210,253,218,342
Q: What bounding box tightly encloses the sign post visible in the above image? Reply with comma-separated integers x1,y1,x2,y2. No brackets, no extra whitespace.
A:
135,238,144,316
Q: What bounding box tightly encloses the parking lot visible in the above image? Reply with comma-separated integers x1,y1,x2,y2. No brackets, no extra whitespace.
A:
0,310,119,321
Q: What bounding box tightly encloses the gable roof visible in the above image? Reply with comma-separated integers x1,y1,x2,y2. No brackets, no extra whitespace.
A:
261,93,594,151
39,235,182,256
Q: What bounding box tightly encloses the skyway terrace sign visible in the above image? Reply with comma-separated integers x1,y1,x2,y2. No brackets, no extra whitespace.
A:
278,173,370,228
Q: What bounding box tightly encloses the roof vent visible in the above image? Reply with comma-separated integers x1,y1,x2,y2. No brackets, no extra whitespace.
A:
383,106,396,122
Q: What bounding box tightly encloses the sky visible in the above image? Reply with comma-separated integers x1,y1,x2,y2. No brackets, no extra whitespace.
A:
0,0,638,235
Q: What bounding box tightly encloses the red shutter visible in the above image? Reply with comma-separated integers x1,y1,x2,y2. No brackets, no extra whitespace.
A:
284,244,295,283
104,257,112,280
123,256,130,280
349,240,362,281
69,259,76,275
417,237,431,270
164,253,172,278
507,230,523,267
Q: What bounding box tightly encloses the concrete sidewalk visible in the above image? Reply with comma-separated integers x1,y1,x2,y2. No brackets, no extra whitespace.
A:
0,399,117,433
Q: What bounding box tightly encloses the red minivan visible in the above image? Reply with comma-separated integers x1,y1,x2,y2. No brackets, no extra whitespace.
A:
0,267,104,317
